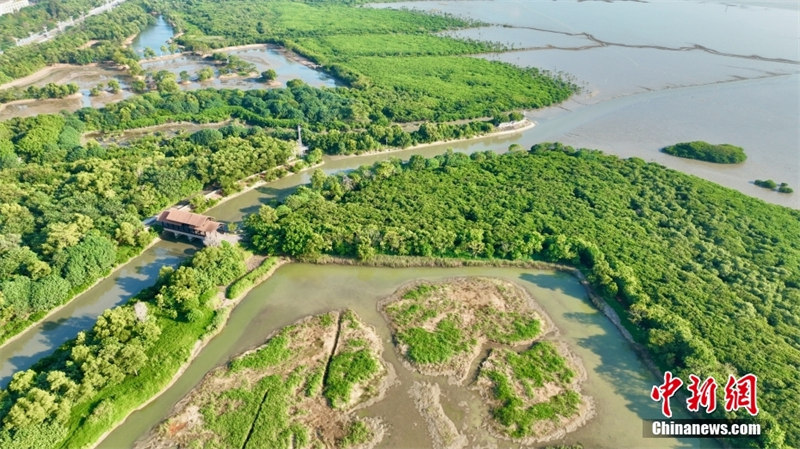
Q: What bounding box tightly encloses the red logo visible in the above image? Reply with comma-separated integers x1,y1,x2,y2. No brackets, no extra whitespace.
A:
651,371,683,418
724,374,759,415
651,372,758,417
686,374,717,413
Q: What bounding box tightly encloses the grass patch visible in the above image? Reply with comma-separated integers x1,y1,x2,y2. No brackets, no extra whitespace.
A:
202,376,275,448
323,349,379,409
304,366,324,397
487,370,580,438
402,283,436,300
486,313,541,344
398,316,469,365
339,420,372,448
230,331,292,372
506,343,574,388
226,256,280,299
244,374,305,449
482,343,581,439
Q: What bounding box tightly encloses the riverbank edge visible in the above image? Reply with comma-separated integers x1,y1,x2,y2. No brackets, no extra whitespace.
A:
327,119,535,160
87,256,289,449
0,234,161,350
0,119,523,352
88,253,644,449
0,91,83,112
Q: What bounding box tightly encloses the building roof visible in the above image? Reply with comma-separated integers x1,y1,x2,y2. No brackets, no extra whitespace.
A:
157,209,220,233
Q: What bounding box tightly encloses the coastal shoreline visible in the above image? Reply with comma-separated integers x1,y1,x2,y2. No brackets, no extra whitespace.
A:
327,119,536,160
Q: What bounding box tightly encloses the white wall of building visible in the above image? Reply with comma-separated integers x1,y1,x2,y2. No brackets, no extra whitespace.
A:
0,0,31,17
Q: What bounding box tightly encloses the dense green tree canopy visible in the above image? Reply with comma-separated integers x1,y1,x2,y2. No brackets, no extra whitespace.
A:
246,146,800,448
662,141,747,164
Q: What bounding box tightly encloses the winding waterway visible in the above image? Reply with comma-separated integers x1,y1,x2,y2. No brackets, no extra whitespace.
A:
0,0,795,446
0,242,194,386
102,264,714,449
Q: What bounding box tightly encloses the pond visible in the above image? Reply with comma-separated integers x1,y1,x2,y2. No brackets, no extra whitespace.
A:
131,15,176,57
140,44,340,90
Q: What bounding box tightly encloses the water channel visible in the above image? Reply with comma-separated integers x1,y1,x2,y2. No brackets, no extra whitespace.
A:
0,128,540,387
101,264,713,449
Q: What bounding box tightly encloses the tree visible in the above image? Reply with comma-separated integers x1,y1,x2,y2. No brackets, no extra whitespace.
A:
1,277,31,314
41,221,83,255
57,232,116,288
143,47,156,58
107,79,120,93
311,169,327,190
306,148,323,165
190,128,223,146
114,222,138,246
281,219,326,258
45,371,77,398
117,342,148,376
4,388,58,430
179,70,190,83
57,126,81,150
196,67,214,81
260,69,277,82
0,203,35,236
29,275,69,311
191,242,245,285
130,79,147,93
154,70,179,93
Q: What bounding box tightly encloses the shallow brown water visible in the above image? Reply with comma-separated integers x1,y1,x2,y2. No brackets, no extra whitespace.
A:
101,264,716,449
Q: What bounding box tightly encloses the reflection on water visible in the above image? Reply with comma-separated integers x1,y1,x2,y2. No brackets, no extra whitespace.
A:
100,264,715,449
131,16,176,57
0,242,195,387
